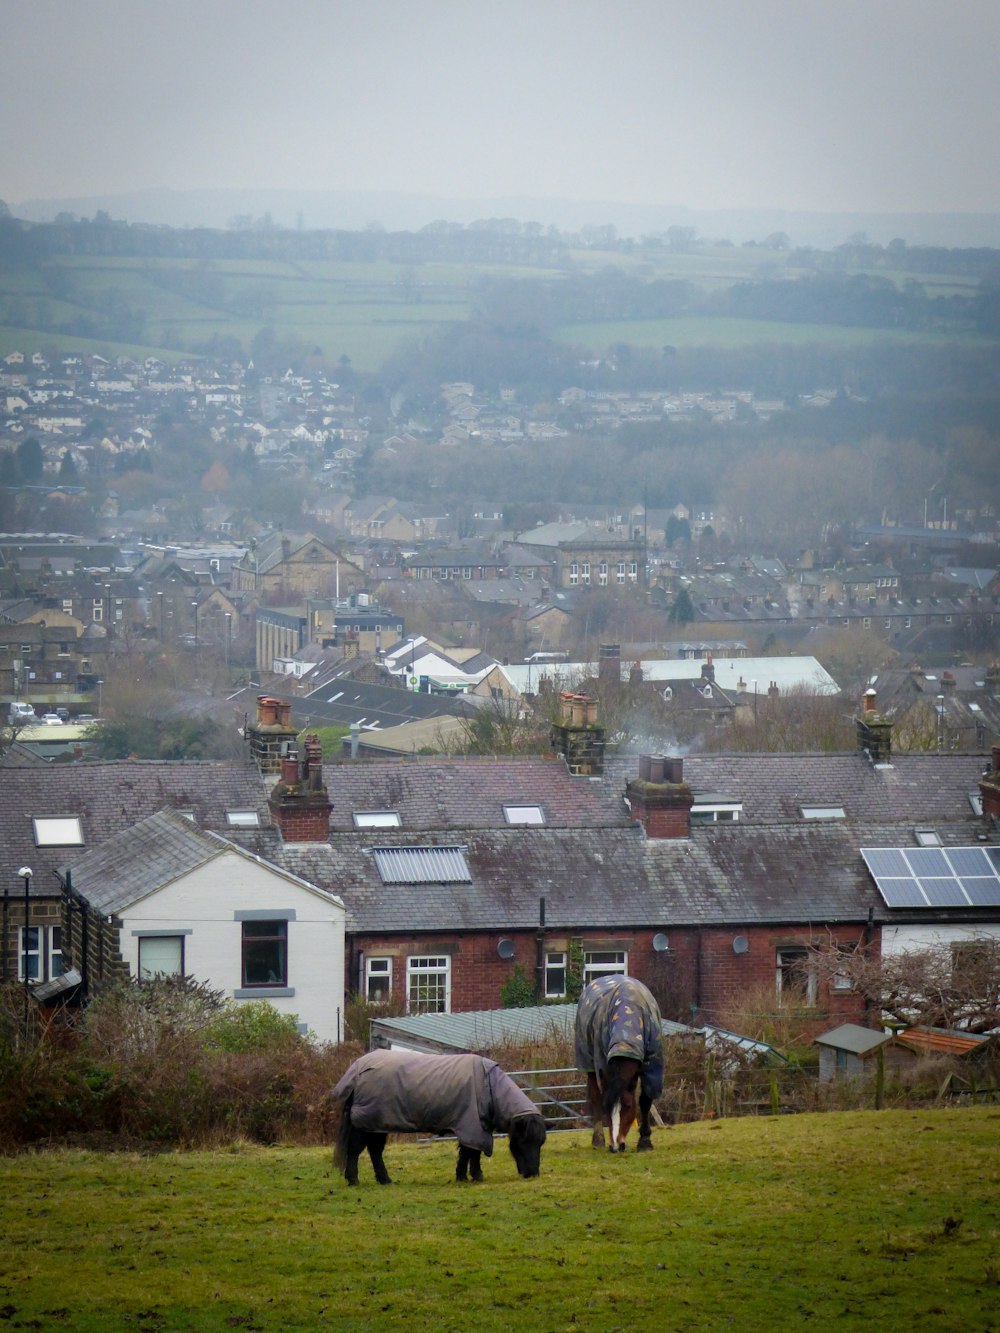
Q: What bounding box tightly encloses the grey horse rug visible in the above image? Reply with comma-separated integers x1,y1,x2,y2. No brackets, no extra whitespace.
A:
332,1049,538,1156
574,975,665,1100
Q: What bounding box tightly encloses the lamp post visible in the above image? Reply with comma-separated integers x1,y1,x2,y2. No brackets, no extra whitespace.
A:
104,583,112,639
751,679,758,722
18,867,32,1033
157,590,164,641
192,601,199,647
224,612,232,672
97,678,103,717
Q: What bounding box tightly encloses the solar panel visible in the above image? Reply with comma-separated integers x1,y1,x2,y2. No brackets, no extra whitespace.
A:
862,846,1000,910
372,845,471,884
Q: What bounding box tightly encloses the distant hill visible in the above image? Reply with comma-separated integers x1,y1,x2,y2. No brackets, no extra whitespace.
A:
11,187,1000,251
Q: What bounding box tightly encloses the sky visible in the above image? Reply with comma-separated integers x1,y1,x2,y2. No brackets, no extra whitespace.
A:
3,0,1000,221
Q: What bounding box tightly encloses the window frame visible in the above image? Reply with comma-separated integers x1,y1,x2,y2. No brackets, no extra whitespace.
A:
138,934,185,980
406,954,451,1013
775,947,818,1007
241,919,288,988
365,956,392,1003
544,950,567,998
583,949,627,982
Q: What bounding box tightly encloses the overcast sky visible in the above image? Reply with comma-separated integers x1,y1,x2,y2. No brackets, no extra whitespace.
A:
4,0,999,217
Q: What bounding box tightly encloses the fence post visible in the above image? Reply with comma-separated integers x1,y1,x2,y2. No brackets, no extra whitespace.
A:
770,1072,780,1116
875,1047,885,1110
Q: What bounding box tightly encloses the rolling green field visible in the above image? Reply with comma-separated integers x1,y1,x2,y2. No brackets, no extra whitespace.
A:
1,1108,997,1331
0,241,990,370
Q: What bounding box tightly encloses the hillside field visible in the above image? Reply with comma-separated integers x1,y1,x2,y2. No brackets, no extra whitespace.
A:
0,241,988,371
1,1107,997,1331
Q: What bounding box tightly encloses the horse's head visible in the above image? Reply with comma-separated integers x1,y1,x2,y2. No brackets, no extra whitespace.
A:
508,1114,546,1178
601,1057,642,1152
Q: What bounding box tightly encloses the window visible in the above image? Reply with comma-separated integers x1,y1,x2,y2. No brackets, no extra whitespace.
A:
629,562,638,580
832,943,856,992
365,956,392,1002
776,948,817,1006
617,562,626,584
800,806,845,821
584,950,627,982
353,811,400,828
914,828,942,847
544,951,566,998
504,804,545,825
569,562,579,586
139,935,184,979
226,810,260,827
18,925,63,983
32,816,84,847
241,920,287,987
407,955,450,1013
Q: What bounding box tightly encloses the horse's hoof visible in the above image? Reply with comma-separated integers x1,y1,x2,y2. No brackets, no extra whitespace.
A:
617,1143,627,1154
637,1138,653,1153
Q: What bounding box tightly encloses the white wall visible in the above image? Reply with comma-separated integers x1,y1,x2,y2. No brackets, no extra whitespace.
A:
116,849,346,1044
881,923,1000,955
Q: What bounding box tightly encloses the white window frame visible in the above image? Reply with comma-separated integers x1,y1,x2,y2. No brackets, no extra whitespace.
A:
138,935,184,979
544,950,566,998
583,949,627,982
353,811,401,829
365,956,392,1003
18,924,63,983
503,804,545,825
406,955,451,1013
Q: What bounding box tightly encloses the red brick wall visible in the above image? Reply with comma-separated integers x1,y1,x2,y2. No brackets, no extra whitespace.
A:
348,922,872,1038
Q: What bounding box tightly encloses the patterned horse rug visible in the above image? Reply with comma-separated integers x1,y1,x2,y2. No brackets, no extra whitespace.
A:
333,1049,538,1155
574,974,665,1102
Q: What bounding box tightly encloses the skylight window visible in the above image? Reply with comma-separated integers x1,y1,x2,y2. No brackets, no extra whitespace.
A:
504,805,545,825
354,811,401,829
32,816,84,847
800,805,846,820
914,828,942,847
226,810,260,827
691,801,742,824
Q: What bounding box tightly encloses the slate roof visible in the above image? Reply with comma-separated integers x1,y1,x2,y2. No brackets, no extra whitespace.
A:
0,759,268,898
602,751,989,828
64,808,341,916
324,757,631,832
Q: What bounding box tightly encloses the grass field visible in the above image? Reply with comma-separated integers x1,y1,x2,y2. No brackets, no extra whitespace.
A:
1,1108,997,1331
551,315,992,352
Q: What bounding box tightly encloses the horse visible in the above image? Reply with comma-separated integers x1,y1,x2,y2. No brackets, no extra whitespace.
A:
574,975,664,1153
330,1048,547,1185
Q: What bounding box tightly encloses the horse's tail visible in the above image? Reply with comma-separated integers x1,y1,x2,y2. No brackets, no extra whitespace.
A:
331,1092,353,1174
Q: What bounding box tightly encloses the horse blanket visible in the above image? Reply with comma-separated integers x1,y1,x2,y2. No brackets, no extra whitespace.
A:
332,1049,537,1157
574,975,664,1101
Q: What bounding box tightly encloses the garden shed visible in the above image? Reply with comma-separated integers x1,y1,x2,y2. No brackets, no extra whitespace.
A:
814,1023,891,1081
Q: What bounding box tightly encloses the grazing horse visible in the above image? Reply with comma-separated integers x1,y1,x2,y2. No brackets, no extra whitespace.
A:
331,1048,546,1185
574,975,664,1153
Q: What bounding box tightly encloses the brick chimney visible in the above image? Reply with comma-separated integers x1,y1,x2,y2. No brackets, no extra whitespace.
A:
856,687,892,764
550,691,605,776
268,731,332,842
626,754,694,839
598,643,621,691
980,746,1000,823
245,696,299,774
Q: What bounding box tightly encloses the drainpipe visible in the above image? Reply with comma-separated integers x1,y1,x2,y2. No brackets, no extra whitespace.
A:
535,897,546,1001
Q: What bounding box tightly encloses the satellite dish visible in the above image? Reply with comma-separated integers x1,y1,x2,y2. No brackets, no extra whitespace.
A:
497,938,515,960
652,932,669,953
732,935,749,954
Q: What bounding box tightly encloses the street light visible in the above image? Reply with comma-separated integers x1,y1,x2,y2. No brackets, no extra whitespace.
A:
157,590,164,641
224,612,232,672
97,678,103,716
104,583,112,639
192,601,199,646
18,867,32,1032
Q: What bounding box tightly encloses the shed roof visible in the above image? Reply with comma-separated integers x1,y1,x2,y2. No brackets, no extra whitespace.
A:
814,1024,891,1056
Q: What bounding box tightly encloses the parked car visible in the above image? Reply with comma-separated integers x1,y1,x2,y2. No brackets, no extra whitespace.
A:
7,701,35,724
55,706,70,722
40,713,64,726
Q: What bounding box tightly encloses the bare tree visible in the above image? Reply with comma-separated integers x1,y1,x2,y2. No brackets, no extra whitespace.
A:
811,936,1000,1034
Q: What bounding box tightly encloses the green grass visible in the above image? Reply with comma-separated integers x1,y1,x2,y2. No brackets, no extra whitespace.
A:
1,1108,997,1331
